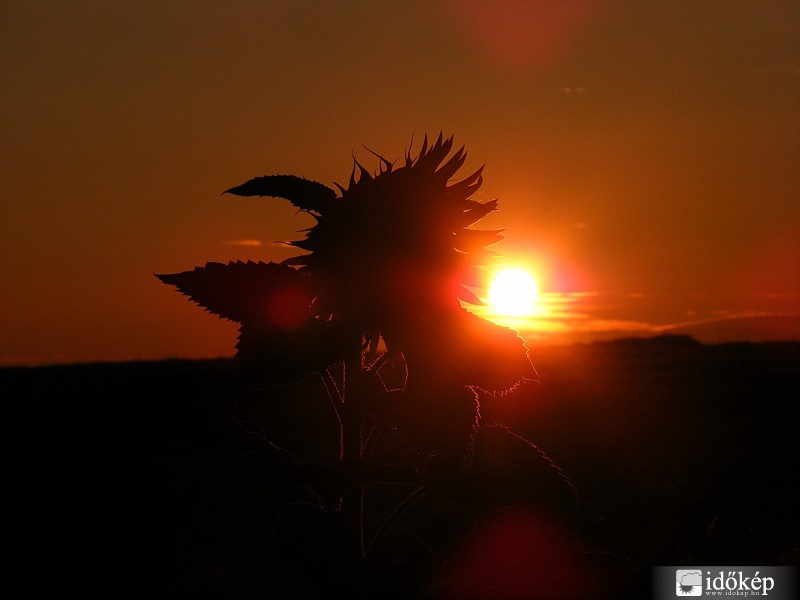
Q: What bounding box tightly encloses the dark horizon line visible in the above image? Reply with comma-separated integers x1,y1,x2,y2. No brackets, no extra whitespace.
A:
3,333,799,371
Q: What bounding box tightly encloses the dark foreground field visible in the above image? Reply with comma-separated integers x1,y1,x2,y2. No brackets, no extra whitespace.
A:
2,337,797,599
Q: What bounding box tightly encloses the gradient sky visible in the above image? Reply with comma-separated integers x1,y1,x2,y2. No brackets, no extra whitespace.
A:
2,0,798,365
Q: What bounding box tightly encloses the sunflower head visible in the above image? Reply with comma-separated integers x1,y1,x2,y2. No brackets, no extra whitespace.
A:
226,133,503,337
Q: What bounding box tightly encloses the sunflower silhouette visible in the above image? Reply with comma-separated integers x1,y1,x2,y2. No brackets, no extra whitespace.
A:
155,135,567,599
158,134,534,396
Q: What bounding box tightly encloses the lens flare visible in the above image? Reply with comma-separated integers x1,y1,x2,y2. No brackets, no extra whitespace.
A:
488,268,539,317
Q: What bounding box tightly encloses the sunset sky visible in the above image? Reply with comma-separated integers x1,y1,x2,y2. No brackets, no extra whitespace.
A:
2,1,799,365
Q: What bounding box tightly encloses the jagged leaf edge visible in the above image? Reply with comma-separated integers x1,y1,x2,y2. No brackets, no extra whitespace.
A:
223,174,337,215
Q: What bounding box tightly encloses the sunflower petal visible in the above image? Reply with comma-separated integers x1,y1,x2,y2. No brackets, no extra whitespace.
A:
416,132,454,174
435,145,467,181
456,199,498,227
456,284,484,306
453,228,505,254
445,166,484,200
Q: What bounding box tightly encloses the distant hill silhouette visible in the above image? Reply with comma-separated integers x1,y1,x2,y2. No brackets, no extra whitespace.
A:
588,333,701,349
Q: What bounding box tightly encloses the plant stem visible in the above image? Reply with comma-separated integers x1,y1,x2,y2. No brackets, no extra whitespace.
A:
342,352,364,463
364,484,430,558
320,367,344,460
337,341,366,595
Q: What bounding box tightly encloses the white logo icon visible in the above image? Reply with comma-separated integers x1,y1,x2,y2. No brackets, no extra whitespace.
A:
676,569,703,596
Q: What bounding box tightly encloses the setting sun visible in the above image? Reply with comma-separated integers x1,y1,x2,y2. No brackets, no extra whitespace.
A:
488,268,539,317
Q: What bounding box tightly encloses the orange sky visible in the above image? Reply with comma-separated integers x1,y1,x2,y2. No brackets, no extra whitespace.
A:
2,1,799,365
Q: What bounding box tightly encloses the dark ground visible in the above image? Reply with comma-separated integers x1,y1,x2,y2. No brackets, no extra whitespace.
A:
1,337,797,599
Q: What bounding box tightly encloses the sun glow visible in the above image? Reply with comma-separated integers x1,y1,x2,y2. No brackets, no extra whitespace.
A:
488,268,539,317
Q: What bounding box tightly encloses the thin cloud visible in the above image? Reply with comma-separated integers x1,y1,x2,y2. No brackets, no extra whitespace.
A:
577,319,663,332
224,239,263,247
666,310,800,330
476,290,800,344
222,239,296,249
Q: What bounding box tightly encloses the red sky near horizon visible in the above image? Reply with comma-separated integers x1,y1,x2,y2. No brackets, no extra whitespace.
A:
1,1,798,365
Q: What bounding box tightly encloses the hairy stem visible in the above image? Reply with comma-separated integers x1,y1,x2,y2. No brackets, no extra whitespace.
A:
342,352,364,463
362,421,381,461
336,341,366,595
320,367,344,460
364,485,430,558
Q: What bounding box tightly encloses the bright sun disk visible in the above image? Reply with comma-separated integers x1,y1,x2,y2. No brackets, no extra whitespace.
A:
488,268,539,317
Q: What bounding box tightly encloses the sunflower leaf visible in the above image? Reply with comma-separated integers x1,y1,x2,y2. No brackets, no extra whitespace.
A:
157,261,349,385
394,307,536,393
156,261,314,325
236,319,349,386
372,385,480,464
435,425,578,521
223,174,337,215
